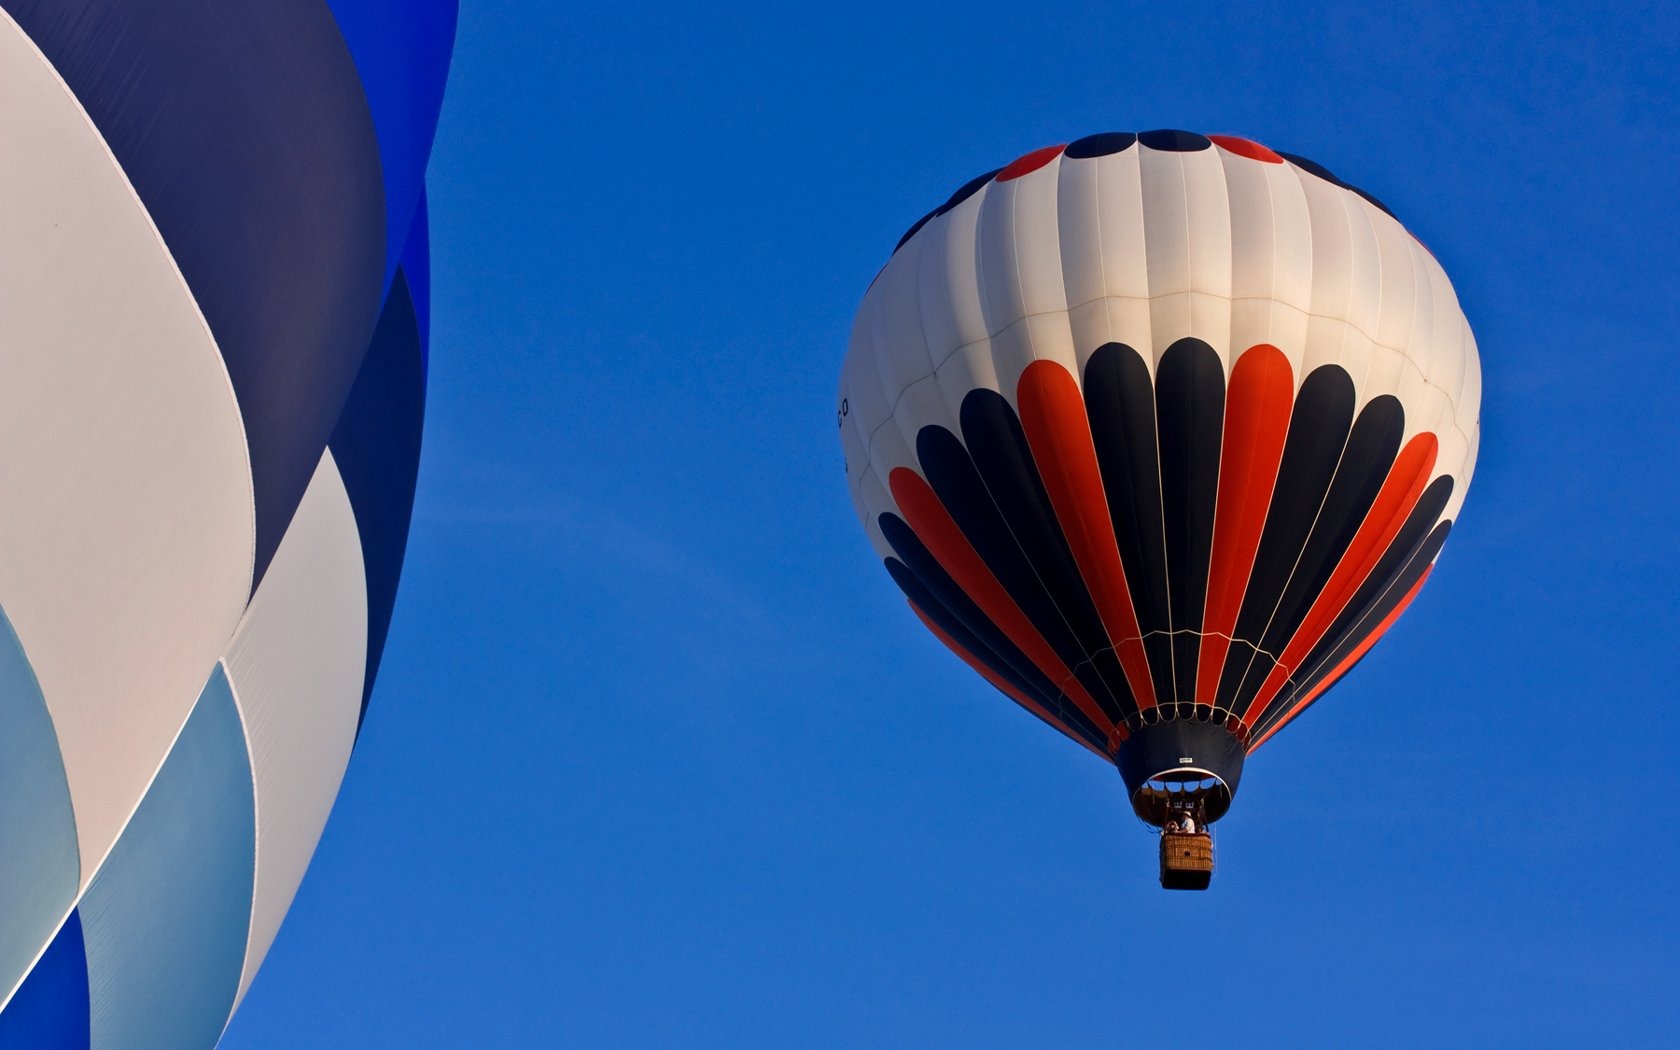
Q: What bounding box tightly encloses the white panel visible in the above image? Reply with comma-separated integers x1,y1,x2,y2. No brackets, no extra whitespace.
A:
984,318,1041,408
934,340,1003,427
1055,153,1108,312
1260,159,1317,322
1020,312,1080,393
868,262,933,422
1139,148,1193,301
919,191,989,362
1088,147,1150,305
1222,149,1280,304
1340,197,1385,347
223,451,367,1006
1424,275,1471,409
843,137,1484,573
0,12,255,878
975,175,1026,337
1066,297,1120,375
1180,146,1234,304
1456,323,1484,442
1091,294,1157,378
1369,208,1421,354
872,233,935,388
1004,157,1070,322
841,312,890,465
1295,165,1356,326
887,374,949,479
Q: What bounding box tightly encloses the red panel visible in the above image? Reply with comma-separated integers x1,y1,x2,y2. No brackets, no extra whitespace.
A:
1241,433,1439,724
888,466,1116,735
1195,345,1293,704
1250,569,1432,750
997,144,1066,182
909,602,1110,758
1208,135,1285,164
1015,360,1157,710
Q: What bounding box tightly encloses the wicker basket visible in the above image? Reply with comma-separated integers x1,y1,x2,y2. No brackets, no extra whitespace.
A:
1159,832,1214,890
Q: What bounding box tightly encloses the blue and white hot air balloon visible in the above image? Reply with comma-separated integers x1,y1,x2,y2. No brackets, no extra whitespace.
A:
0,2,455,1043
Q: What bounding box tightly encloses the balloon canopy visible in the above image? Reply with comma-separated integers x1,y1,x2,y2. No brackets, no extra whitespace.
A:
0,2,454,1042
839,130,1480,831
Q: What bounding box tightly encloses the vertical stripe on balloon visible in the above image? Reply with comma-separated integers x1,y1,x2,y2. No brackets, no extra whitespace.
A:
1253,567,1433,749
951,395,1136,720
1280,479,1455,721
954,393,1135,719
1235,395,1405,716
884,470,1117,735
1015,361,1155,712
1153,339,1225,713
878,530,1066,721
1197,345,1293,706
880,545,1089,740
1242,432,1438,724
909,603,1110,757
1217,366,1356,710
1084,343,1175,708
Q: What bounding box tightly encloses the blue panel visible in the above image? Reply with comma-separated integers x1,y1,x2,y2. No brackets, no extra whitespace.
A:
0,907,88,1048
77,666,255,1050
0,912,89,1050
323,0,457,288
0,0,389,589
330,211,428,725
0,605,79,1002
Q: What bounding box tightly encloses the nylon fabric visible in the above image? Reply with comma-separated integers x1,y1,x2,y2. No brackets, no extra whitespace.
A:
0,606,78,1005
841,129,1479,780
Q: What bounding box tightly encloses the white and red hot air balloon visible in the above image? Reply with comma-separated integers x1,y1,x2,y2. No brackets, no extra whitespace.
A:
838,130,1480,887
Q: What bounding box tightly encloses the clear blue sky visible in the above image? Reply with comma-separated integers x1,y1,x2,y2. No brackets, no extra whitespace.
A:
224,2,1679,1046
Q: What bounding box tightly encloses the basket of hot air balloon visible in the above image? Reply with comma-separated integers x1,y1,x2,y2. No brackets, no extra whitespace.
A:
1159,829,1214,891
838,129,1480,888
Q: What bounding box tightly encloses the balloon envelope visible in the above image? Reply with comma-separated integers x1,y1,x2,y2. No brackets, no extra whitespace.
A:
839,130,1480,824
0,3,453,1043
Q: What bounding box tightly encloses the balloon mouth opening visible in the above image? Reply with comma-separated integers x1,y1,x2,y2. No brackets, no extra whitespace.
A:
1115,717,1247,826
1130,769,1233,827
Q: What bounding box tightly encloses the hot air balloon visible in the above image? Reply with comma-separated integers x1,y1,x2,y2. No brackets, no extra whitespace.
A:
0,2,453,1042
839,130,1479,889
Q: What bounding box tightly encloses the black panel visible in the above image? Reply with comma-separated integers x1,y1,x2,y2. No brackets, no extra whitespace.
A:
894,209,938,252
935,168,1004,217
330,271,426,725
1277,151,1339,185
1217,365,1357,707
1065,132,1138,159
1277,150,1398,220
884,558,1110,753
1268,477,1456,722
880,517,1063,712
1254,520,1453,739
947,396,1137,720
1219,642,1281,718
1116,719,1246,800
1155,340,1226,711
1084,343,1175,705
912,425,1126,721
1235,395,1405,712
1138,129,1212,152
